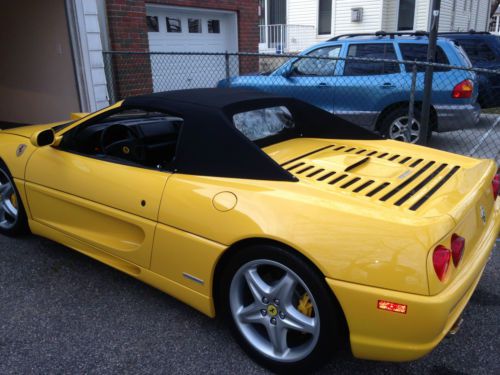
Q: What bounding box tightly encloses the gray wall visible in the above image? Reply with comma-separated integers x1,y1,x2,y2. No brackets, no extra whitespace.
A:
0,0,80,124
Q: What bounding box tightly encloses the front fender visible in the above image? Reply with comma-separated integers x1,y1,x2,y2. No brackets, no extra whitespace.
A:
0,133,36,180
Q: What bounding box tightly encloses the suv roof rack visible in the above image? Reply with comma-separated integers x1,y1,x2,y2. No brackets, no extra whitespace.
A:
438,29,491,35
328,30,428,41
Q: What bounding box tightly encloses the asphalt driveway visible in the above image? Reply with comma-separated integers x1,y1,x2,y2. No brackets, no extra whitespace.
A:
0,234,498,374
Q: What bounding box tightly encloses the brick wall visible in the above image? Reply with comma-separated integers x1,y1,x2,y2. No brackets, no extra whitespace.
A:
106,0,259,98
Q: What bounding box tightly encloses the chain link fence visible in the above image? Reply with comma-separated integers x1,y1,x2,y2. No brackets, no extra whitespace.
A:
103,51,499,163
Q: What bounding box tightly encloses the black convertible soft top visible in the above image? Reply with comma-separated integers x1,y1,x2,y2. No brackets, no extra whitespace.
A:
122,88,380,181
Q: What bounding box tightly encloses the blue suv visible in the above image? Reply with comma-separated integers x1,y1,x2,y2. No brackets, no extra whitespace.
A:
439,31,500,108
219,33,480,144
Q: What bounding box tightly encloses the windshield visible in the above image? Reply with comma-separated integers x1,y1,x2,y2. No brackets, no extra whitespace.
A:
233,106,295,141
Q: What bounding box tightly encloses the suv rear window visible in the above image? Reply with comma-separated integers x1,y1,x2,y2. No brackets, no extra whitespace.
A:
344,43,400,76
399,44,450,72
454,39,496,63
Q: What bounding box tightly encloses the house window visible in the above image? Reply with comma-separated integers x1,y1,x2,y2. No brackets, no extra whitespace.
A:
146,16,159,32
166,17,182,33
208,20,220,33
188,18,202,33
398,0,416,31
318,0,332,35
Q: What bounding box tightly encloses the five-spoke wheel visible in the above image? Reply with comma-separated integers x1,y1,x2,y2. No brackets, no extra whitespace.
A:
220,244,344,373
230,259,320,362
0,163,28,236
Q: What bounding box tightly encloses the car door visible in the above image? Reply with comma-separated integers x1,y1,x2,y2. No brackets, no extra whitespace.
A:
333,42,403,129
24,111,171,269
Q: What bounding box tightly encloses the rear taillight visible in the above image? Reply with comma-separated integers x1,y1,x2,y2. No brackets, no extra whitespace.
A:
451,234,465,267
433,245,451,281
493,174,500,199
452,79,473,99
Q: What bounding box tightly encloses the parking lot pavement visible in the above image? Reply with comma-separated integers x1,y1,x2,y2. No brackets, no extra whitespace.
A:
0,234,498,375
429,114,500,164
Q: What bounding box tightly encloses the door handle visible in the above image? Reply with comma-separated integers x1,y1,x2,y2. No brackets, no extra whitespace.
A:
381,82,396,89
317,83,329,88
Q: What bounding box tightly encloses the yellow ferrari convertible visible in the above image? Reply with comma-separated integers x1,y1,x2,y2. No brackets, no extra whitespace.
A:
0,88,498,372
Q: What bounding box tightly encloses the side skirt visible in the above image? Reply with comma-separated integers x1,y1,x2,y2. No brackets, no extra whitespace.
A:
29,219,216,317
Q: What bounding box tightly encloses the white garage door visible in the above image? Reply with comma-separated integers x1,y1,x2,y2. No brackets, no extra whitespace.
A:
146,6,238,92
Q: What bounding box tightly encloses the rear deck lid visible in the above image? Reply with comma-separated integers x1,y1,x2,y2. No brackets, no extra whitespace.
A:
265,138,492,219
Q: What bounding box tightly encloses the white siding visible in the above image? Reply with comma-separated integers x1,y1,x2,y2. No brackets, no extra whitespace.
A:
73,0,108,110
381,0,429,32
381,0,398,31
333,0,383,35
287,0,317,27
284,0,490,50
287,0,383,44
439,0,490,32
439,0,453,30
475,0,491,31
414,0,430,31
286,0,320,47
83,0,108,109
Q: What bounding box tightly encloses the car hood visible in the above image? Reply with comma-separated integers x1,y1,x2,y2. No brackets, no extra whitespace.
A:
264,138,495,222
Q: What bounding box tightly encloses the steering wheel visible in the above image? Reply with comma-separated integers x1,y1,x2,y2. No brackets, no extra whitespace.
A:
99,124,145,162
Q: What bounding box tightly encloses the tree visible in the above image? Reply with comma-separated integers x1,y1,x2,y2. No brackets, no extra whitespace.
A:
491,0,500,17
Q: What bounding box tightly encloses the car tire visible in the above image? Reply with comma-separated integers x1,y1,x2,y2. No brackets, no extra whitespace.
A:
0,161,29,237
379,107,428,145
219,244,345,373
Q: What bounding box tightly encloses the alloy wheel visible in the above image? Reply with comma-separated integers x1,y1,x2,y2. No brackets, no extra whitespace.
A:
389,116,421,143
229,259,320,363
0,169,19,230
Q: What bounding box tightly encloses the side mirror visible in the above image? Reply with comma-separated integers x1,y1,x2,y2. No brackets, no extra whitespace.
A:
30,128,55,147
282,64,295,78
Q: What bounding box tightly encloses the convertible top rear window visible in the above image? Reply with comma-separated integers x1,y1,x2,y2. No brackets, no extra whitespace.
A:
233,106,295,141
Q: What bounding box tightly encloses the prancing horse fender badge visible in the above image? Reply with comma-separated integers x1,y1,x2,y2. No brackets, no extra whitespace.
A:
16,144,27,157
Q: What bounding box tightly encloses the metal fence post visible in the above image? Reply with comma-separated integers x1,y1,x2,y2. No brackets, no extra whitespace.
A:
407,62,417,142
421,0,441,142
225,51,230,86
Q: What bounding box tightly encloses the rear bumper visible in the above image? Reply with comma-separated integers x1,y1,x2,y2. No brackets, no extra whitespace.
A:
434,103,481,132
327,198,499,362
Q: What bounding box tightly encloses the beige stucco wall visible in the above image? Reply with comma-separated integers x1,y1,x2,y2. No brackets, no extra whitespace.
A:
0,0,80,124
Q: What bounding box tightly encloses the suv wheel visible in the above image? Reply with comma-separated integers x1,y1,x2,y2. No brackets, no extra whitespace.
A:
380,107,427,145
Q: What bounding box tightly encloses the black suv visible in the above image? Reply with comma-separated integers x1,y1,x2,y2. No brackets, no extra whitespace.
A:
441,31,500,108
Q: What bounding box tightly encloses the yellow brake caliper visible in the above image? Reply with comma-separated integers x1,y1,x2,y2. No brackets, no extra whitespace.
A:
10,193,17,208
297,293,313,317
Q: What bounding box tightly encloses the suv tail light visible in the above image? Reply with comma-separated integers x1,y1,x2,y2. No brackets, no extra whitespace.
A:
493,173,500,199
452,79,473,99
433,245,451,281
451,234,465,267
